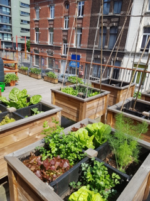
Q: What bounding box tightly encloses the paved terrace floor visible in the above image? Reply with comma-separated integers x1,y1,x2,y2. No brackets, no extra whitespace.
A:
2,73,62,102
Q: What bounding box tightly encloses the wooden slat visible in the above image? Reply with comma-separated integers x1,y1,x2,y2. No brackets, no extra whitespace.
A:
8,165,18,201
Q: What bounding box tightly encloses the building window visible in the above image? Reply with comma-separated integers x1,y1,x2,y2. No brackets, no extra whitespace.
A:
78,1,84,17
141,27,150,52
48,58,53,69
0,24,11,32
76,28,82,47
0,6,10,15
0,0,10,6
99,27,106,49
20,2,30,8
21,28,30,32
108,27,118,49
35,55,39,66
149,0,150,11
21,20,29,24
35,7,39,19
112,61,121,79
114,0,122,14
65,2,69,9
50,5,54,19
4,33,11,41
49,28,53,45
103,0,110,15
35,28,39,43
63,40,67,55
0,15,10,24
64,16,69,29
20,11,30,16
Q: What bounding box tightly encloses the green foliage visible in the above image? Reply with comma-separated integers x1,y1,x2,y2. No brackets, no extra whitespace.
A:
68,76,83,84
4,74,19,84
46,72,57,79
31,108,43,115
20,66,28,71
105,113,148,172
0,115,15,125
61,86,100,98
26,40,30,52
0,88,42,109
86,122,111,148
38,120,85,165
70,159,120,200
30,68,41,75
68,186,104,201
133,92,141,99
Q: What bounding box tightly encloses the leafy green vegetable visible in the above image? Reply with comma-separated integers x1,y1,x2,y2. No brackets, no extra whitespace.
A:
61,87,78,96
86,122,111,147
0,115,15,125
74,128,95,149
30,68,41,75
67,76,83,84
4,74,19,84
31,108,43,115
46,72,57,79
0,88,42,109
20,67,28,71
68,186,104,201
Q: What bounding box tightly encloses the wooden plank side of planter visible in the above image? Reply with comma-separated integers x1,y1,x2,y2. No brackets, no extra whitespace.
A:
18,69,28,75
44,76,58,84
141,94,150,102
0,112,61,179
92,83,135,106
29,72,41,79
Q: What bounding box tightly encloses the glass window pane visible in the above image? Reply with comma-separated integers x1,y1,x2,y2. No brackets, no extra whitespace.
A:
114,1,122,14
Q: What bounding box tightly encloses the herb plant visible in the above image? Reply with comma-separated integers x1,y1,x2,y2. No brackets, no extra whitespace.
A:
46,72,57,79
70,159,121,200
30,68,41,75
105,113,148,172
4,74,19,84
20,66,28,71
133,92,141,99
0,115,15,125
0,88,42,109
31,108,43,115
67,76,83,84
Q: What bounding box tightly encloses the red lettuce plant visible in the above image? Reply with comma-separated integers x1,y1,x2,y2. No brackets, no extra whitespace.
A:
23,153,71,182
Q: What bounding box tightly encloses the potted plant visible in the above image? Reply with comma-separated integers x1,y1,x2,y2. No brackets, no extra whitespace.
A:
51,84,110,122
29,68,41,79
19,66,28,75
66,76,83,86
4,74,19,86
44,72,58,84
91,78,135,106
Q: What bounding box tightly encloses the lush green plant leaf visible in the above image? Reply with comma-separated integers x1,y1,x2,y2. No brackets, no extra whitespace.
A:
30,95,42,105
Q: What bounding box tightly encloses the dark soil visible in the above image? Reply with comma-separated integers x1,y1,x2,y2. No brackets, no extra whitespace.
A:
104,148,149,176
71,123,85,132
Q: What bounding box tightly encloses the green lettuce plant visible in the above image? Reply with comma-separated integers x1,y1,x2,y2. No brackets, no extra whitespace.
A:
67,76,83,84
20,66,28,71
0,88,42,109
4,74,19,84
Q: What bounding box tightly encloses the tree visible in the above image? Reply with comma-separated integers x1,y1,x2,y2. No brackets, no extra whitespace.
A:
26,40,30,52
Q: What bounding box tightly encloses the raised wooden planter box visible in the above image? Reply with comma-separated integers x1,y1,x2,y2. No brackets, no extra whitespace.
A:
91,78,135,106
65,81,73,86
29,72,41,79
0,101,61,179
51,84,110,122
107,97,150,143
142,90,150,102
4,118,150,201
18,69,28,75
44,76,58,84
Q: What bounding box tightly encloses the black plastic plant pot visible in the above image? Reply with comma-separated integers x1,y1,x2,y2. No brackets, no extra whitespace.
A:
96,142,150,181
0,111,23,123
51,157,127,199
0,104,7,113
15,103,53,118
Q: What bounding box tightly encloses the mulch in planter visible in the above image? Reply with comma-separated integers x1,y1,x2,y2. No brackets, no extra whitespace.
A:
71,123,85,132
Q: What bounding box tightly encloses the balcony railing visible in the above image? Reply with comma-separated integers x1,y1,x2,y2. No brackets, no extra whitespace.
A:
0,28,11,32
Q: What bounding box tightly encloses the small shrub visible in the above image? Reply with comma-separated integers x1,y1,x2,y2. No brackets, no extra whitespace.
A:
46,72,57,79
68,76,83,84
20,66,28,71
30,68,41,75
4,74,19,84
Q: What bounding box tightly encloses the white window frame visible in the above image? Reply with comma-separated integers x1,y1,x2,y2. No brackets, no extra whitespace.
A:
63,43,67,55
35,8,39,19
35,29,39,43
75,28,82,47
64,16,69,29
49,29,53,45
141,28,150,51
34,55,39,66
50,5,55,19
78,1,84,17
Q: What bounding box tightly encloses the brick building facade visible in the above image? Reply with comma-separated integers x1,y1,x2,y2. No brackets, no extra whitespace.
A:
30,0,132,79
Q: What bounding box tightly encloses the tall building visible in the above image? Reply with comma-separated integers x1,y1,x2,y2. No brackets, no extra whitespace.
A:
0,0,30,50
122,0,150,91
30,0,132,78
